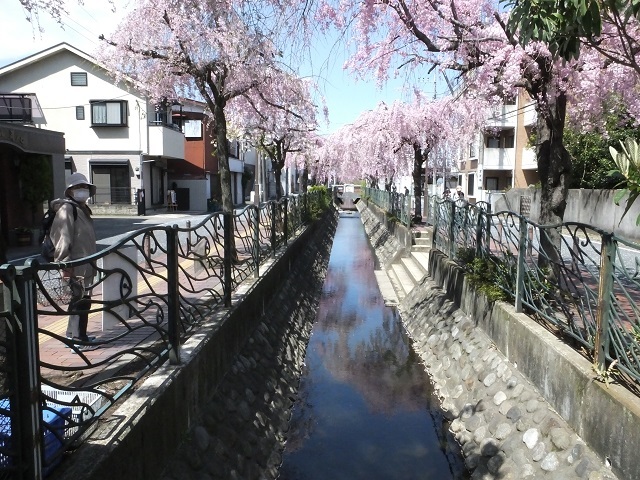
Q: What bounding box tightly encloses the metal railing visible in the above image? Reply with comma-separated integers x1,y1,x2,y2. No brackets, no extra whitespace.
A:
0,190,328,480
363,187,412,227
431,195,640,394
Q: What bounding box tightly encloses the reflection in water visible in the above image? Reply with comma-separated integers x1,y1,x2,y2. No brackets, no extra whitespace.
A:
280,216,468,480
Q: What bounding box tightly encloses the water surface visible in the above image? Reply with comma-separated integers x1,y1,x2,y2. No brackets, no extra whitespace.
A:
279,215,468,480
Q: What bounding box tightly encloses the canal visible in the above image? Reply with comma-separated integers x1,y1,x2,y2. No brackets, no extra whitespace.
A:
279,214,469,479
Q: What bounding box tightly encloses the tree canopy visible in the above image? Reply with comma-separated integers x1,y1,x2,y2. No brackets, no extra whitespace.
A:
97,0,318,211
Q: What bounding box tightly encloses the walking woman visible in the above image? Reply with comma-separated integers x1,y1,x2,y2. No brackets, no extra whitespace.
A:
49,173,97,349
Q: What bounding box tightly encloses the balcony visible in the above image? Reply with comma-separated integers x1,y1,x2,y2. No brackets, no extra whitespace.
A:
483,148,515,170
485,103,518,129
521,147,537,170
0,94,33,123
148,122,185,159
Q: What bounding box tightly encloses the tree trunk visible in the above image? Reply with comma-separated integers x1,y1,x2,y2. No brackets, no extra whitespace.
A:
213,101,233,213
273,142,285,199
412,143,424,219
534,84,571,269
274,169,283,199
301,167,308,193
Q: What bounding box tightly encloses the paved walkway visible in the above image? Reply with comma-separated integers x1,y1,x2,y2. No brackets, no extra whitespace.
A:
3,207,269,420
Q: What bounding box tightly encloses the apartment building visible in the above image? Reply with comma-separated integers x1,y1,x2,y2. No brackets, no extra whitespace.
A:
457,90,539,203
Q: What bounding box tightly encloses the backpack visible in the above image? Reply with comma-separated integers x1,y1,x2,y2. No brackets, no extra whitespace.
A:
40,202,77,262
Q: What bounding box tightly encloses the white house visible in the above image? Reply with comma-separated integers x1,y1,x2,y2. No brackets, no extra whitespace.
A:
0,42,185,212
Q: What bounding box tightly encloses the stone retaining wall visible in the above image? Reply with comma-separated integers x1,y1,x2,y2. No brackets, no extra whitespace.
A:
358,199,411,267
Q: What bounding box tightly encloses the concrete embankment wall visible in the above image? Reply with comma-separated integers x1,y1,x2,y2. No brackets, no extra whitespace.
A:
357,201,640,479
426,250,640,480
53,209,338,480
357,199,412,266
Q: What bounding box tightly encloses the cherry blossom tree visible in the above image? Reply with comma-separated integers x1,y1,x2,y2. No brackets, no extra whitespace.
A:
18,0,77,24
17,0,115,27
98,0,306,212
230,70,321,198
314,0,588,266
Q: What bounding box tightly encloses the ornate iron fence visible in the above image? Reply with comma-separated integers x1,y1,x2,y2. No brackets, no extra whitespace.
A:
0,191,327,480
363,187,412,227
431,195,640,393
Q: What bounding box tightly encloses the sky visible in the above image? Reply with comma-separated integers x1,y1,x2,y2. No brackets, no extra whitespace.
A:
0,0,438,135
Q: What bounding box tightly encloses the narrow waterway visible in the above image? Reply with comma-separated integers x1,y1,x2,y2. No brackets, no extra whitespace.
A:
279,214,469,480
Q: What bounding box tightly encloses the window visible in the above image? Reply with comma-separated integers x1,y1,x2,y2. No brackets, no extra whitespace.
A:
64,157,74,179
486,177,499,191
91,100,128,126
467,173,475,196
486,131,514,148
503,133,515,148
469,141,477,158
183,119,202,138
486,136,500,148
76,106,85,120
70,72,88,86
92,164,131,204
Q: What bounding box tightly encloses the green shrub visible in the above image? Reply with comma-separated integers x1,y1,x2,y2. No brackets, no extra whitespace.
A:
464,255,512,303
307,186,331,221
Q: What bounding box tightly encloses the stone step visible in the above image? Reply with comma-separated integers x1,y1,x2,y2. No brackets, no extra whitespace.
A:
390,262,416,297
400,257,426,284
385,266,407,301
411,244,431,252
410,251,430,276
374,270,399,306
